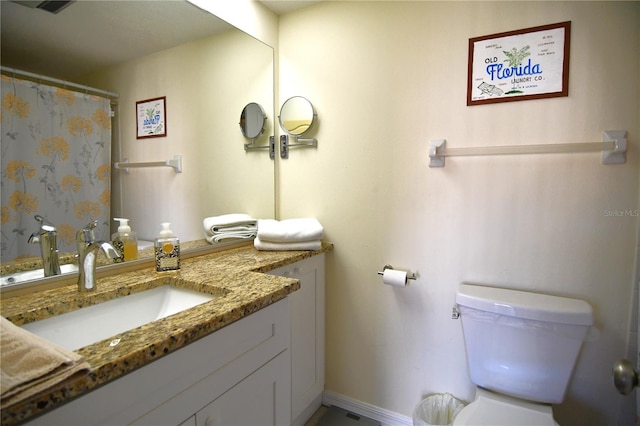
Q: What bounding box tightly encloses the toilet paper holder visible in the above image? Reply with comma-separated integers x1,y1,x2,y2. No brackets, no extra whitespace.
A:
377,264,417,280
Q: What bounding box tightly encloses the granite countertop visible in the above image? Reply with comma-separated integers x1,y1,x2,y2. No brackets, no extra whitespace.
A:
0,242,332,425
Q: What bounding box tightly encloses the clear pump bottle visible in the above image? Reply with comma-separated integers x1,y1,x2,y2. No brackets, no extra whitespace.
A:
111,218,138,261
155,222,180,272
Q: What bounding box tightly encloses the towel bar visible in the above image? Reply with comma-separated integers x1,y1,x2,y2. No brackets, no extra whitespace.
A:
114,155,182,173
428,130,627,167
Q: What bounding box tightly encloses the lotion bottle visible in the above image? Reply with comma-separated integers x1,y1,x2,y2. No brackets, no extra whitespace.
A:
155,222,180,272
111,218,138,261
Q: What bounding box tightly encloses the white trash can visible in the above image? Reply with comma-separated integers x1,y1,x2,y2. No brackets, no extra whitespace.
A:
412,393,465,426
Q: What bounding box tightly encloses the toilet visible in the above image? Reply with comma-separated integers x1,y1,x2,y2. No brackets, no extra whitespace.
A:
453,283,593,426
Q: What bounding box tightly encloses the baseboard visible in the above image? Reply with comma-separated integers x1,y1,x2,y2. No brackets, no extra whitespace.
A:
322,390,413,426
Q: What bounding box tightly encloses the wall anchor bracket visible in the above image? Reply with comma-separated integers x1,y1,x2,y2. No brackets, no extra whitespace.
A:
244,136,275,159
428,139,446,168
280,134,318,159
602,130,627,164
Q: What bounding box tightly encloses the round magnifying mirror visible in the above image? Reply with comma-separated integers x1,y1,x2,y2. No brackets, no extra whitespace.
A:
278,96,316,136
239,102,266,139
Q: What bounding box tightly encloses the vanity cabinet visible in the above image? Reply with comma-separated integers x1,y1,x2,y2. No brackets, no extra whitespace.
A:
24,253,326,426
28,297,291,426
269,254,326,426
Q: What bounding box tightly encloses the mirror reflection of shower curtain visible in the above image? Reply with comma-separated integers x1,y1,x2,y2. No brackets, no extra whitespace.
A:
1,76,111,263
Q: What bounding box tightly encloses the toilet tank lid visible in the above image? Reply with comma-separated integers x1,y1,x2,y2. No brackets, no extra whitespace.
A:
456,283,593,325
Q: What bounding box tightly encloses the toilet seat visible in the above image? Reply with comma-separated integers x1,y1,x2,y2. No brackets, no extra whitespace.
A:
453,388,559,426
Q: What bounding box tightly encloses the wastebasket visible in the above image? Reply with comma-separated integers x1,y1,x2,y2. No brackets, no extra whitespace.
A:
412,393,465,426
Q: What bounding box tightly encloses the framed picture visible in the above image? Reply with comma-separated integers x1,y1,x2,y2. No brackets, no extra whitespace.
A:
136,96,166,138
467,21,570,106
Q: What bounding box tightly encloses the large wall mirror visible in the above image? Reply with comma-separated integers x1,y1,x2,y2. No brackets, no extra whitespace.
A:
0,0,275,288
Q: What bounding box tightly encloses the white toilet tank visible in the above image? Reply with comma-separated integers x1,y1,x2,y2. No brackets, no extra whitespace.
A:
456,283,593,404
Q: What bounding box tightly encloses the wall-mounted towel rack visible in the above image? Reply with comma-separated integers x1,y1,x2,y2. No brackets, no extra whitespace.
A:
114,155,182,173
428,130,627,168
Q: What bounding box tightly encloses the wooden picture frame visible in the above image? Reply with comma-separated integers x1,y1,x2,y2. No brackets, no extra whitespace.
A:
467,21,571,106
136,96,167,138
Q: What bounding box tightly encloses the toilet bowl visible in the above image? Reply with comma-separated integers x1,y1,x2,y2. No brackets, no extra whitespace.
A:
453,283,593,425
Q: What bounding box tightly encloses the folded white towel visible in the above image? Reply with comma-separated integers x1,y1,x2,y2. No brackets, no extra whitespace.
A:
257,218,323,243
254,237,322,251
203,214,257,235
205,232,256,244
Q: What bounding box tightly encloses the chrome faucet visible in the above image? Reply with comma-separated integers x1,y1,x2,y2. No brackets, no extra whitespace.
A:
28,214,61,277
76,220,119,292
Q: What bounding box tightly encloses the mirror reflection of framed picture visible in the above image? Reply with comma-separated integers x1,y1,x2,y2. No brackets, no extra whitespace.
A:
467,21,570,106
136,96,167,138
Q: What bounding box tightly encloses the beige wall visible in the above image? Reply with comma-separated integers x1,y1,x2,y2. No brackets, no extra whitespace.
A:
278,1,639,425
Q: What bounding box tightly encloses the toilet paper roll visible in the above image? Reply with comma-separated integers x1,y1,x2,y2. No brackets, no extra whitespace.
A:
383,269,408,287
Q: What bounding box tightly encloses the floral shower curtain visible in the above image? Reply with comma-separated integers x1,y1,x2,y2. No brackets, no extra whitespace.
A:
1,75,112,263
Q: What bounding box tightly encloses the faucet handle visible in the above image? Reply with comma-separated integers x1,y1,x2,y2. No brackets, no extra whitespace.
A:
30,215,56,243
77,220,99,243
34,214,55,230
34,214,45,226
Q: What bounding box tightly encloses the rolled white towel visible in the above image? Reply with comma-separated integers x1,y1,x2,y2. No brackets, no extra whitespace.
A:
203,214,257,235
254,237,321,251
257,218,323,243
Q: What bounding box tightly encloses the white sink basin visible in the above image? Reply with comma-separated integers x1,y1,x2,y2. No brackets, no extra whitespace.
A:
1,263,79,286
21,285,216,350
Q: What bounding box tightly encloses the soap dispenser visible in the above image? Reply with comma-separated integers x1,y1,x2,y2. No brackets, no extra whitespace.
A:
155,222,180,272
111,218,138,261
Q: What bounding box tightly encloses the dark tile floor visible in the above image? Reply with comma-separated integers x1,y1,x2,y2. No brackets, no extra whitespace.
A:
305,405,381,426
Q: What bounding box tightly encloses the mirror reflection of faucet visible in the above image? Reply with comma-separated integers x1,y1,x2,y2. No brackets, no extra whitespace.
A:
28,214,61,278
76,220,120,292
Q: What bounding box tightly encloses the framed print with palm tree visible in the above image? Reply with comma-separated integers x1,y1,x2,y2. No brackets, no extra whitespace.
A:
467,22,570,106
136,96,167,138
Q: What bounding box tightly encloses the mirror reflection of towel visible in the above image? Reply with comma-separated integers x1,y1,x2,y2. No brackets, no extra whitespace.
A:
203,214,257,234
203,214,257,244
1,317,91,409
206,233,256,244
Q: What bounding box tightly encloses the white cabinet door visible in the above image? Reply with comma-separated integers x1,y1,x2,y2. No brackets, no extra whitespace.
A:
195,351,290,426
132,298,290,426
269,254,325,425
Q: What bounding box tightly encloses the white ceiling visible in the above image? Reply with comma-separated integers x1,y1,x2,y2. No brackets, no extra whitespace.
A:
259,0,322,15
0,0,320,82
0,1,233,80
